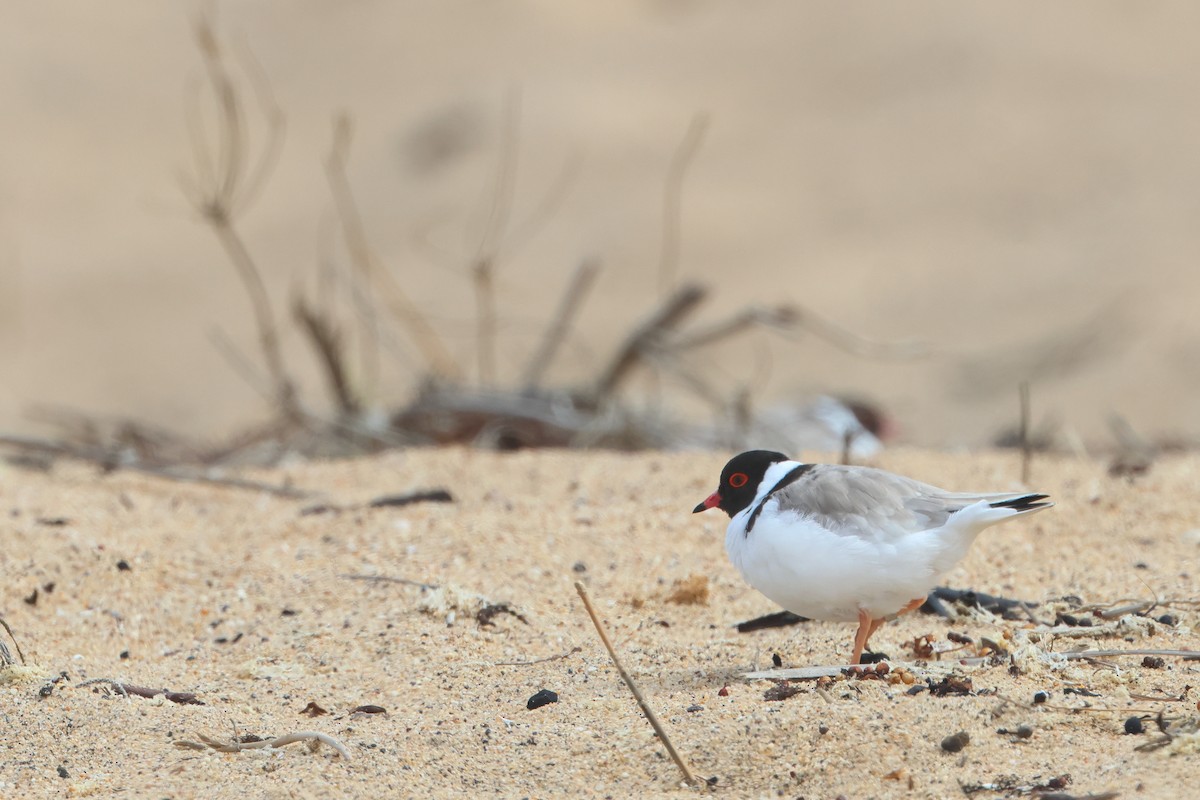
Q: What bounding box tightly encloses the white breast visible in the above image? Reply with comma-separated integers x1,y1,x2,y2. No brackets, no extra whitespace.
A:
724,500,948,622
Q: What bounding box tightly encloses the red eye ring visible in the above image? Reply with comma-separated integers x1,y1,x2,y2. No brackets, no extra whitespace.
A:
728,472,749,488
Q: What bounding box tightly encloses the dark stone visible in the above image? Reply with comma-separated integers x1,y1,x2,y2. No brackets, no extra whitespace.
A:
940,731,970,753
526,689,558,710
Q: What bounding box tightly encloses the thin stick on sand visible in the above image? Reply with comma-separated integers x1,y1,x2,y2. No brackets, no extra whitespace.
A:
574,581,699,787
0,617,26,665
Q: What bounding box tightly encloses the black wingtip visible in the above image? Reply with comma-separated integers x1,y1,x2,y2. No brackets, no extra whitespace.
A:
989,493,1052,513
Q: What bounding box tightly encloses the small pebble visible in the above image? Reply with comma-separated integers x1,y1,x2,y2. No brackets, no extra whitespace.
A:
717,686,730,697
57,766,69,779
940,731,970,753
1157,614,1177,627
686,704,703,713
772,653,783,668
526,689,559,711
116,560,131,572
1033,690,1049,704
1124,716,1145,735
818,722,829,735
572,562,587,573
1142,655,1165,669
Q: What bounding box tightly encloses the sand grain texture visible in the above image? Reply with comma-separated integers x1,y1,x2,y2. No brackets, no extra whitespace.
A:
1,448,1198,798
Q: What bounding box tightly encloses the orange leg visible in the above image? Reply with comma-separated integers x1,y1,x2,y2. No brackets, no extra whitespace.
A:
851,609,874,665
850,597,927,665
896,597,926,617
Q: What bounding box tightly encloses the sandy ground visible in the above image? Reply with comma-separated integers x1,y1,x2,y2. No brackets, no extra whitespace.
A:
1,447,1198,798
5,3,1200,447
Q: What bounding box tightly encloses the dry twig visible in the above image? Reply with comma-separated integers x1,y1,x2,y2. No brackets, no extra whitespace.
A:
175,730,351,760
0,434,311,498
179,13,297,419
0,617,25,666
658,113,709,296
521,259,601,391
495,647,583,667
589,284,707,403
77,678,203,705
574,581,699,787
293,294,359,415
325,115,461,379
1019,381,1032,484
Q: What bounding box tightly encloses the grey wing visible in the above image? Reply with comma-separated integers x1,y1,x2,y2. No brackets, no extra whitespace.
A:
768,465,1019,542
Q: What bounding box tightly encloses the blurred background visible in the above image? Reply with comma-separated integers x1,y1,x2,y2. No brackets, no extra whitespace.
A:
2,2,1198,449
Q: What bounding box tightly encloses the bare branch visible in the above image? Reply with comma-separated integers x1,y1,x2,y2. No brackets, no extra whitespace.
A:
668,306,797,351
589,284,707,403
0,434,313,499
520,259,601,391
575,582,699,787
658,113,709,296
293,294,359,415
1019,381,1032,484
470,89,521,386
324,115,462,380
0,617,25,665
180,13,298,419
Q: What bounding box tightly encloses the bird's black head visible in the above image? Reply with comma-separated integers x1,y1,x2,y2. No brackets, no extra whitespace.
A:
693,450,789,518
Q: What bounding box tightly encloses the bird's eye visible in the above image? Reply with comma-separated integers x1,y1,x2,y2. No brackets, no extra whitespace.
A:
728,472,749,488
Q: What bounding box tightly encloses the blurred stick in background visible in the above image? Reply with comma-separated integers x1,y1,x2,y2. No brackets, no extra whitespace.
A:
178,13,297,420
658,113,709,297
521,259,601,392
325,115,462,381
1019,380,1032,484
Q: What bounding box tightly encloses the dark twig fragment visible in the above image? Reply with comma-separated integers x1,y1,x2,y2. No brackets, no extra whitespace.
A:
368,489,454,508
293,294,360,415
76,679,204,705
590,284,707,403
477,602,529,627
301,489,453,516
